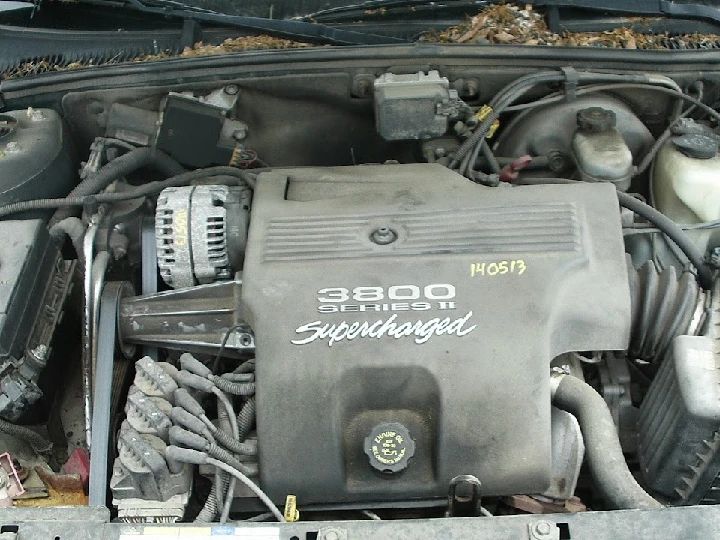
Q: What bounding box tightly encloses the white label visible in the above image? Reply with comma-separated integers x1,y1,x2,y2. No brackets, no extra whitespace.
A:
119,526,280,540
292,312,476,346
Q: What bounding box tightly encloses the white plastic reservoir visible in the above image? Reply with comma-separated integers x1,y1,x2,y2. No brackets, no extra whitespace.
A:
652,126,720,252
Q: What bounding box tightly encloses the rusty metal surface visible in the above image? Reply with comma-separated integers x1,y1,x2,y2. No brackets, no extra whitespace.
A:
503,494,587,514
0,453,25,499
14,467,87,507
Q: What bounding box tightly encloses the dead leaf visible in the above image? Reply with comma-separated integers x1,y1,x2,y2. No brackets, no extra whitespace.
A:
495,31,516,42
458,15,488,43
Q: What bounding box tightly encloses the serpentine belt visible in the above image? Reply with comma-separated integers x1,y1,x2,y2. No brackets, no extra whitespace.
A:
88,281,134,506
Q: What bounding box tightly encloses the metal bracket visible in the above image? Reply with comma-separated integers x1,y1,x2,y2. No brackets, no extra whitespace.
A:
446,474,482,517
118,280,254,358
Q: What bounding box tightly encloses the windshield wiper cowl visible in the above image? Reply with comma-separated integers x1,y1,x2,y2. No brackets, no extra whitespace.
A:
105,0,407,45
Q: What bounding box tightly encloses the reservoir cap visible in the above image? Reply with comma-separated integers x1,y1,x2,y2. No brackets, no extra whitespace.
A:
672,133,718,160
364,422,415,474
577,107,616,133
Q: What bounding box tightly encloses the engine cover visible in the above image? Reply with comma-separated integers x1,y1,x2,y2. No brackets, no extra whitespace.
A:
241,164,631,505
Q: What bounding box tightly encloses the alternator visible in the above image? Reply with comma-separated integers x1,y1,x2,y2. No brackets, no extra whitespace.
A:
156,185,250,288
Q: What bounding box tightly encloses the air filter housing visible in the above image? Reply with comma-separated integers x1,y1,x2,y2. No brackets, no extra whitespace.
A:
638,334,720,504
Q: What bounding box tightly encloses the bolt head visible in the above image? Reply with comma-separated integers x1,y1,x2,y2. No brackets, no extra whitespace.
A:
533,520,554,537
547,151,566,173
371,226,397,245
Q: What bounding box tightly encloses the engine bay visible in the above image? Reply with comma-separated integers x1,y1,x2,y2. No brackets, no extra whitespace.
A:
1,60,720,529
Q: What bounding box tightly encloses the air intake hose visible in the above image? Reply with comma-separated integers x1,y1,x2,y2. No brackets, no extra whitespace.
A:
551,374,662,510
628,259,702,363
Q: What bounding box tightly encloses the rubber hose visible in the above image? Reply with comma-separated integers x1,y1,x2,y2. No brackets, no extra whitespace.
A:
0,167,254,220
617,191,713,289
220,373,255,383
49,217,86,261
213,388,239,523
452,72,568,165
233,359,256,374
551,375,662,510
213,425,257,456
207,458,285,522
628,259,701,362
237,397,256,443
208,444,259,477
215,470,227,520
481,141,501,174
195,474,228,523
0,418,53,454
213,389,239,442
170,407,215,443
50,147,184,225
211,376,255,396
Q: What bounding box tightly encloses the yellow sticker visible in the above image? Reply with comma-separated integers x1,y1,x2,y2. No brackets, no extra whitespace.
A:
143,527,179,537
178,528,212,537
173,209,188,247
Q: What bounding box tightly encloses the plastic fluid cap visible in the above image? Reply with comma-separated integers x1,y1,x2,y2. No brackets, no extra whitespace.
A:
576,107,616,133
364,422,415,474
672,133,719,160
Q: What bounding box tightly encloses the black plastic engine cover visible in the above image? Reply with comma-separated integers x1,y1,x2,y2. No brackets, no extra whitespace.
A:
241,164,631,505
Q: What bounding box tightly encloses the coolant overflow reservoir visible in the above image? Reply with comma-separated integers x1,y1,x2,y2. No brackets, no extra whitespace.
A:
653,120,720,252
572,107,634,191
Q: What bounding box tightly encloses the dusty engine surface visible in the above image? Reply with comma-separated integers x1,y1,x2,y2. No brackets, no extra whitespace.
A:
240,163,631,505
7,69,720,525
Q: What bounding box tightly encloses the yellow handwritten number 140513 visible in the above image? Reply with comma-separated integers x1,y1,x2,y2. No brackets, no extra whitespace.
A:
470,260,526,277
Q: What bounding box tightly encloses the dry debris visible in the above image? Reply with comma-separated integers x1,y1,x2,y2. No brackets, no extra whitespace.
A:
424,3,720,49
176,35,311,56
6,4,720,79
131,35,311,64
3,60,89,80
2,35,311,79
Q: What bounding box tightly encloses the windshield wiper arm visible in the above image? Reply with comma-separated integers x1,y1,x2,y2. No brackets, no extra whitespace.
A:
85,0,406,45
532,0,720,28
299,0,490,23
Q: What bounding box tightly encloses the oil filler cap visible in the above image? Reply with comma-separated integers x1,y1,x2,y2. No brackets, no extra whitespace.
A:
364,422,415,474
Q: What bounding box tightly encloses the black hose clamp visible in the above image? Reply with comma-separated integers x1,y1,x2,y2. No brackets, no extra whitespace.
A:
562,66,579,103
